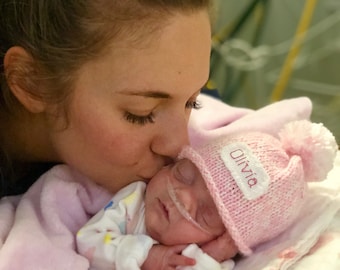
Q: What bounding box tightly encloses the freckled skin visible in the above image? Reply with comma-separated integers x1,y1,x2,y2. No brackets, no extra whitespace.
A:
47,11,212,193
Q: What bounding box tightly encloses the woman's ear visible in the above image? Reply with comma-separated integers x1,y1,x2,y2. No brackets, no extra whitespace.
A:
4,46,47,113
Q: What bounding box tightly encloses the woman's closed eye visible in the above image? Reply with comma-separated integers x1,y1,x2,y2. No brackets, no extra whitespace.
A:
124,111,155,125
185,99,201,110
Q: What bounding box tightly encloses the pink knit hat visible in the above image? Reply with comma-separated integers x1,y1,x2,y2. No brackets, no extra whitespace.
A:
179,120,338,255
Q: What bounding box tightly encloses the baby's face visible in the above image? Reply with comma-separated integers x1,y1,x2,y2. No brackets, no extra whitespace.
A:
145,158,226,246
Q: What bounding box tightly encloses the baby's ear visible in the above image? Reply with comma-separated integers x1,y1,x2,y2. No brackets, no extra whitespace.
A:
200,231,239,262
4,46,47,113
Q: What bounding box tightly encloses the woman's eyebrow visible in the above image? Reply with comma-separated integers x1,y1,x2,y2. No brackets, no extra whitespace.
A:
117,89,171,99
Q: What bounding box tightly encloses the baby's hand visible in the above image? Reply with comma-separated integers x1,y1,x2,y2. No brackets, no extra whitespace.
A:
142,244,195,270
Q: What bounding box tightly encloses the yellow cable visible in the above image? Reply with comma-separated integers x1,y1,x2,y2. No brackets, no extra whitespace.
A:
270,0,318,102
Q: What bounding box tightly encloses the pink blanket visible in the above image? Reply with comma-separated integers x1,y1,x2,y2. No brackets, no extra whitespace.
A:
0,166,112,270
188,95,312,146
0,94,312,270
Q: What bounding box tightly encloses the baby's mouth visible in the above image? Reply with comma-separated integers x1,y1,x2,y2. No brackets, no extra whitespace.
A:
158,198,169,221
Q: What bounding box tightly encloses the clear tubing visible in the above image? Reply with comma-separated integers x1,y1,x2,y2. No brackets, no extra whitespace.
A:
167,178,212,235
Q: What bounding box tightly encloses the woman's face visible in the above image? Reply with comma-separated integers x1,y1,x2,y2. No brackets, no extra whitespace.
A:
48,11,212,192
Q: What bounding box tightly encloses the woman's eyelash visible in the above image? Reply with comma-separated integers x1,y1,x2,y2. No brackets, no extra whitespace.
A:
124,112,155,125
186,100,202,110
124,100,200,125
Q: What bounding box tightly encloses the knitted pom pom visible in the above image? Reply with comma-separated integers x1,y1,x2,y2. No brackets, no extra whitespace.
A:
279,120,338,182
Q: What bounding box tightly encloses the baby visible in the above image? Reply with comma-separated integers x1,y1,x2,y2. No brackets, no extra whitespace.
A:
76,120,338,270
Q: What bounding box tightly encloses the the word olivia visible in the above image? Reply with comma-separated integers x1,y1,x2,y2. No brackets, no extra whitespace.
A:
220,142,270,200
229,148,259,188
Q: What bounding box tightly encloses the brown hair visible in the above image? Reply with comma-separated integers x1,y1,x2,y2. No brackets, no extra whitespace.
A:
0,0,214,196
0,0,214,116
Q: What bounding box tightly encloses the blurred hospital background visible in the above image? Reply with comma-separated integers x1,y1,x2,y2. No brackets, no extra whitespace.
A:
208,0,340,143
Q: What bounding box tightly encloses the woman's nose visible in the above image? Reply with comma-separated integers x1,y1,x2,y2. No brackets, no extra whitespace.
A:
151,113,190,160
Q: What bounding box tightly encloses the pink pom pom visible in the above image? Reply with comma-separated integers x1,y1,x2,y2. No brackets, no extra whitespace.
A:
279,120,338,182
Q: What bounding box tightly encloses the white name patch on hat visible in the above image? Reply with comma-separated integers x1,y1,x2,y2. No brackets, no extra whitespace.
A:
220,142,270,200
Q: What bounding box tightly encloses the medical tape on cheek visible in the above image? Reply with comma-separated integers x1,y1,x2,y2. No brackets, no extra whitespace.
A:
166,178,212,235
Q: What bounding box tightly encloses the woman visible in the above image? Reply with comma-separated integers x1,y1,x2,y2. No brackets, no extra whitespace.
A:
0,0,239,264
0,0,213,195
